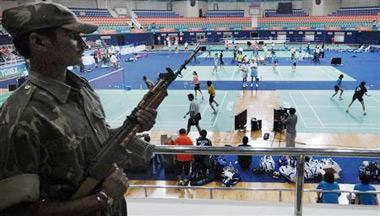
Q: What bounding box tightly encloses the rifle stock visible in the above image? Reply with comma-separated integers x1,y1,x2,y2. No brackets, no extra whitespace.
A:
72,45,204,199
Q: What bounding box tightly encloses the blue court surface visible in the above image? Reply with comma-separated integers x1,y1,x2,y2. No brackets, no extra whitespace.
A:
129,155,379,185
79,50,380,91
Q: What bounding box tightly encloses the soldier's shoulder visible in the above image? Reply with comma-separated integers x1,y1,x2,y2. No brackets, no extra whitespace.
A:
0,82,41,123
76,74,95,91
1,82,35,106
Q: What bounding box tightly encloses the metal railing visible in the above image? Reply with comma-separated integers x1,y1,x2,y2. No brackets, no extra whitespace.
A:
0,58,24,67
129,184,380,203
147,146,380,216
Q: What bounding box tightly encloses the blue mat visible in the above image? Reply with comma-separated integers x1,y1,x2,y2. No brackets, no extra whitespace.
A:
81,50,380,91
128,156,380,185
1,51,380,90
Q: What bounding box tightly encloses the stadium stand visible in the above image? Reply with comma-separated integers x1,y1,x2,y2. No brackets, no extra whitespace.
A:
331,6,380,16
70,7,112,17
258,15,380,30
1,13,377,34
79,17,131,33
206,10,244,17
133,10,180,18
138,17,251,30
71,14,379,32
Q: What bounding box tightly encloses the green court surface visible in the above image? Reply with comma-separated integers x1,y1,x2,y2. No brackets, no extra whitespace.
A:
98,89,239,132
180,66,356,81
1,89,379,134
277,90,380,134
0,92,11,105
198,50,312,58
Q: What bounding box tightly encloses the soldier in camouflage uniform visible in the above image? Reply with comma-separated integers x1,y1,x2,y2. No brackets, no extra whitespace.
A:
0,2,156,216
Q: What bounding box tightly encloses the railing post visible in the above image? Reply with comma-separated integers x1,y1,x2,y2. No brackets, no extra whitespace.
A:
279,190,282,202
210,188,213,199
348,192,352,204
125,200,128,216
144,187,148,198
294,154,305,216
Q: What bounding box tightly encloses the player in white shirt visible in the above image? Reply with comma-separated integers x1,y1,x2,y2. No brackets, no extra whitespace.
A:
110,54,118,70
240,61,249,88
213,53,218,73
250,59,259,88
174,37,179,52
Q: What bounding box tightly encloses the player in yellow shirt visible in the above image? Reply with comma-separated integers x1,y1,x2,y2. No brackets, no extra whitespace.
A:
207,81,219,113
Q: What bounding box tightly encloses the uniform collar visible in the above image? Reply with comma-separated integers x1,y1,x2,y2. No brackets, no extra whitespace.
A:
29,70,85,103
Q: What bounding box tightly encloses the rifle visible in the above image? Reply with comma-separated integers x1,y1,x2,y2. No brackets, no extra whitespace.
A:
72,45,205,199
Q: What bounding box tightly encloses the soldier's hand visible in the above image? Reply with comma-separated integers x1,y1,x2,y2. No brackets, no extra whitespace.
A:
136,107,157,132
101,164,129,200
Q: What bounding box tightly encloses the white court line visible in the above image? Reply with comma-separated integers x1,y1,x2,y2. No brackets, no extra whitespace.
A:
287,92,308,129
159,104,188,107
290,91,380,130
275,67,283,78
156,123,215,127
370,96,380,104
231,67,238,80
302,126,380,129
89,68,124,82
324,67,339,80
109,109,130,124
109,97,205,125
200,99,209,117
322,123,380,126
300,91,325,128
295,105,379,108
212,91,227,127
110,120,379,129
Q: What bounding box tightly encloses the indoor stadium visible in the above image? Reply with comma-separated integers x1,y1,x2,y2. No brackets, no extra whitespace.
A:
0,0,379,215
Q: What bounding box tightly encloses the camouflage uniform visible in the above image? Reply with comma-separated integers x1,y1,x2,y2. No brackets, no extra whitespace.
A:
0,71,125,216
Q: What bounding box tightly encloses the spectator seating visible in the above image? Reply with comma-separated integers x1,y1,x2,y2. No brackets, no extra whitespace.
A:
133,10,180,18
75,15,379,32
258,15,380,30
264,9,308,17
206,10,244,17
138,17,251,30
331,6,380,16
80,17,131,33
70,8,112,17
0,14,370,34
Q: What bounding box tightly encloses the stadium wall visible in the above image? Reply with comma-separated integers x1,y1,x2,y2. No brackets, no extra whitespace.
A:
172,1,199,17
111,0,167,11
312,0,340,16
52,0,98,8
0,1,17,14
340,0,380,8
